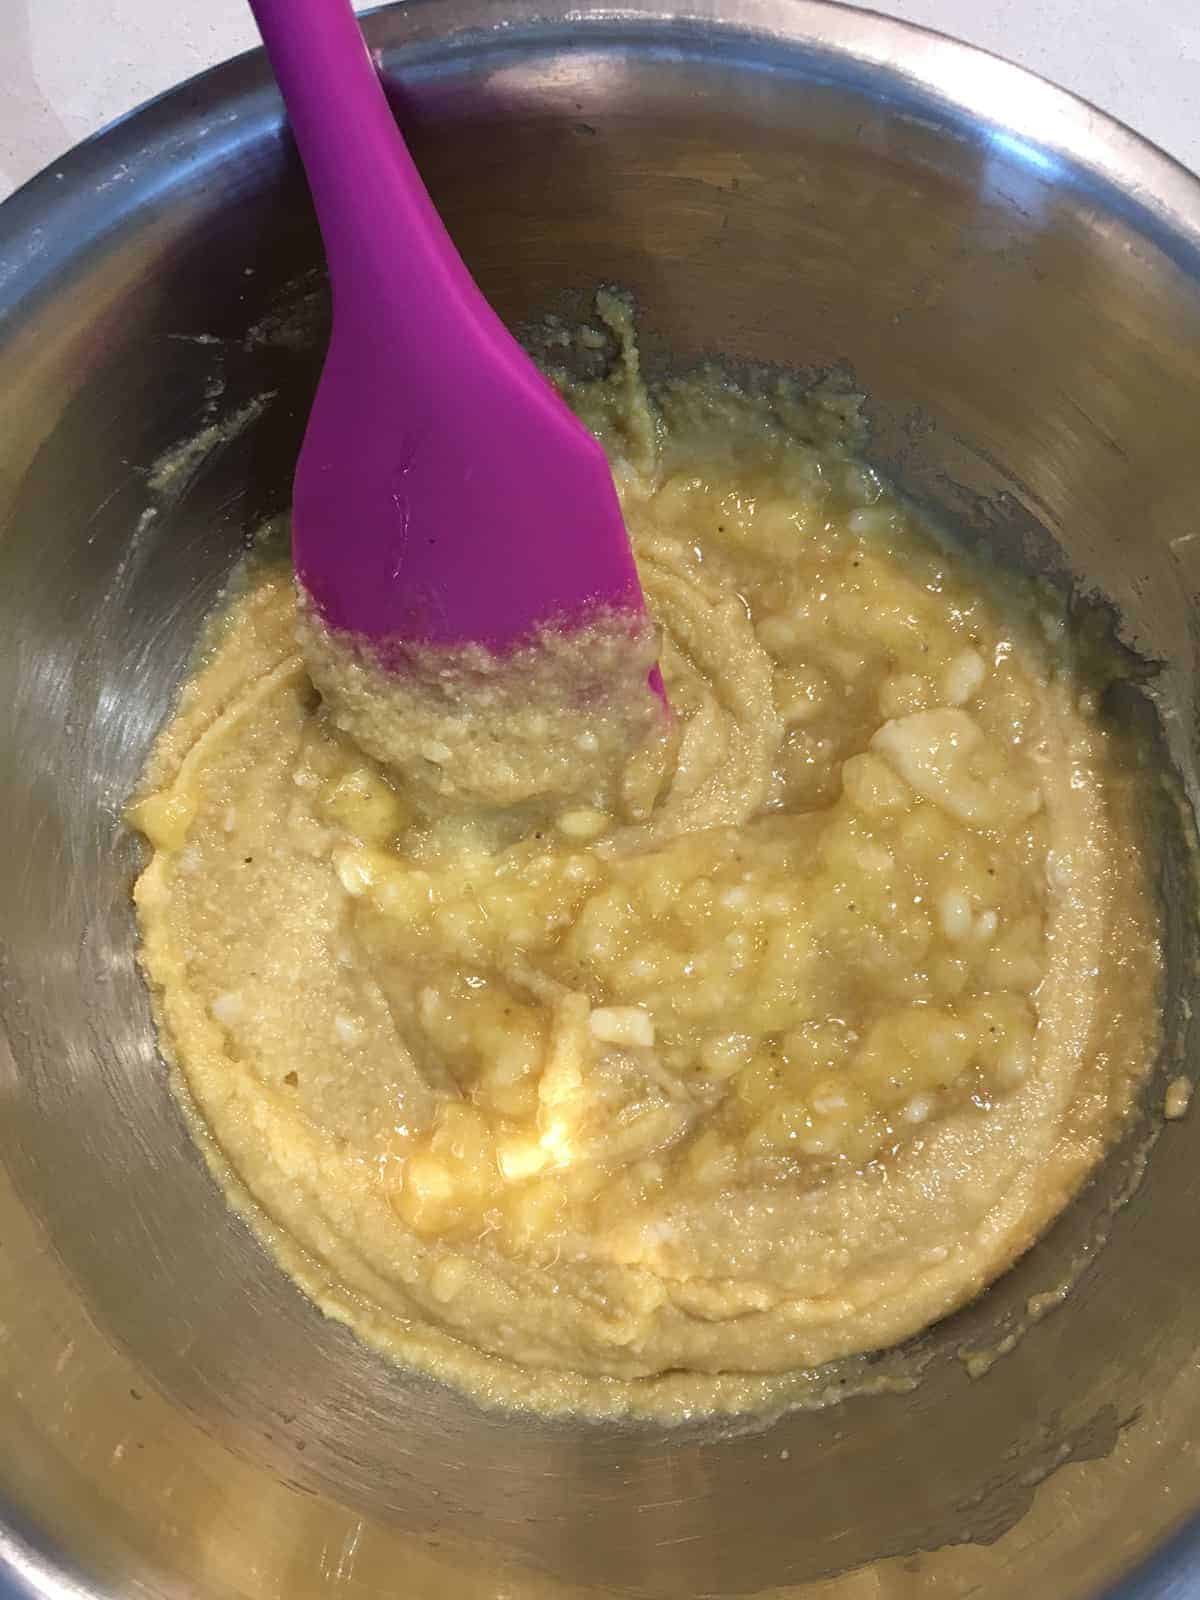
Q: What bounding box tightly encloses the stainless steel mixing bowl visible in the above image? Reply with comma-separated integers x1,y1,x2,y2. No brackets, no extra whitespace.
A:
2,3,1200,1596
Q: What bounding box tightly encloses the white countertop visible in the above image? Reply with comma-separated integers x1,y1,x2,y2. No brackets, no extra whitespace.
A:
1,0,1197,200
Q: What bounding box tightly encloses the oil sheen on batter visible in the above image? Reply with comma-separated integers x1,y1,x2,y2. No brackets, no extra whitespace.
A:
130,317,1159,1419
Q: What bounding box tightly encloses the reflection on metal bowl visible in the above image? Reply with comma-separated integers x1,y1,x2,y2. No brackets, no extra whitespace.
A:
1,2,1199,1596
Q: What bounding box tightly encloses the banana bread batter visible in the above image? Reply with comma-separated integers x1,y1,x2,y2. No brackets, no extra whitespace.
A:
130,313,1159,1418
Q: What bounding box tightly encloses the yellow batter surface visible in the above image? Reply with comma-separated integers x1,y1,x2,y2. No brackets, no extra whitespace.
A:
131,328,1159,1419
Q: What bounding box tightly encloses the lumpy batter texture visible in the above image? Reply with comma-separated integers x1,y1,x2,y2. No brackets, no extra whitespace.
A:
131,322,1159,1418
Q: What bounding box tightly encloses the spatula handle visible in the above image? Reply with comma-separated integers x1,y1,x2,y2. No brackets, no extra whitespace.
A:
247,0,472,322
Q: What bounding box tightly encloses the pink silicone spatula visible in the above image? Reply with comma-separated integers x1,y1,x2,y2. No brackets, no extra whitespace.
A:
247,0,660,680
